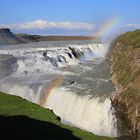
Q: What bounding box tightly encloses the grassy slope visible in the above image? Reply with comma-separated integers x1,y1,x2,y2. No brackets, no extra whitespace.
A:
0,92,115,140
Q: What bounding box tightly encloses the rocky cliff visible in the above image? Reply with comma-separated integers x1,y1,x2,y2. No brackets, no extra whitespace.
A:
0,28,25,45
110,30,140,140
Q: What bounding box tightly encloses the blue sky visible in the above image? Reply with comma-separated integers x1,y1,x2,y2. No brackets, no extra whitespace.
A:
0,0,140,35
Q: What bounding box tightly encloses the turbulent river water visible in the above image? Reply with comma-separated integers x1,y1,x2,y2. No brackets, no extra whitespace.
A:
0,40,118,137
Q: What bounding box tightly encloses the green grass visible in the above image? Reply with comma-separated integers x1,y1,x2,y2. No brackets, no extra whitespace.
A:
0,92,115,140
117,30,140,48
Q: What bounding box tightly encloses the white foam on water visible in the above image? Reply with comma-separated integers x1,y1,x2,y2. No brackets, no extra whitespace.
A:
0,43,107,76
45,87,117,137
0,80,43,104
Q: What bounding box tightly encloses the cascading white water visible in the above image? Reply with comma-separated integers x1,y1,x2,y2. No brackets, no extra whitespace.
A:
0,41,118,137
0,43,106,76
0,78,117,137
43,87,117,137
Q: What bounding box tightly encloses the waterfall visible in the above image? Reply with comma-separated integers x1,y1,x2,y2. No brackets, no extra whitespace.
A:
0,41,118,137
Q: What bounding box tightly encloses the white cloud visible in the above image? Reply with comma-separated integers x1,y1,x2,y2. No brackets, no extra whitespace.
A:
126,24,140,29
0,19,95,31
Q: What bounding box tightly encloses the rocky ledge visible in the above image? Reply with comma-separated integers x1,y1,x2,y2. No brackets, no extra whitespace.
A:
110,30,140,140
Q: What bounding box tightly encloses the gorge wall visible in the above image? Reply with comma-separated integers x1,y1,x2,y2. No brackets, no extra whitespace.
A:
110,30,140,140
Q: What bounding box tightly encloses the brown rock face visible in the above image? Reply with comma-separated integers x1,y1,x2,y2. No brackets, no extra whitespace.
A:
110,30,140,140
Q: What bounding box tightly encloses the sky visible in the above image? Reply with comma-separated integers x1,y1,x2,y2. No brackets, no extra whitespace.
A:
0,0,140,36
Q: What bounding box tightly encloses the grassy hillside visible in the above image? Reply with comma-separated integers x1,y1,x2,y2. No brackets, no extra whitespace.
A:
0,92,115,140
111,30,140,139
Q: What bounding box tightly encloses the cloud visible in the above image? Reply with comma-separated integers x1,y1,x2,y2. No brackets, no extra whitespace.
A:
125,24,140,29
0,19,95,31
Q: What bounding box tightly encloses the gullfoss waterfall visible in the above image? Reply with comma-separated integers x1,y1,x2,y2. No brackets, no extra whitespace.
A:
0,41,117,137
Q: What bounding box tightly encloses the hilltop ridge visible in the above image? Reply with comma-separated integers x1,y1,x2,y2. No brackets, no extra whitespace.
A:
0,28,25,45
0,28,96,45
17,34,97,42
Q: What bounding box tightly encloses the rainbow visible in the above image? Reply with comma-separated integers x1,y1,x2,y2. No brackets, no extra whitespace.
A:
95,16,121,38
39,75,64,107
